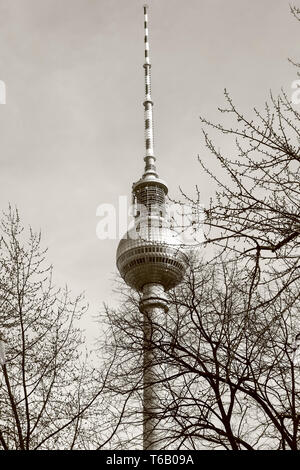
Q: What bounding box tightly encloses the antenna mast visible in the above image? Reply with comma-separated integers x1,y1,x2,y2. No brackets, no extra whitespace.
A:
143,5,157,178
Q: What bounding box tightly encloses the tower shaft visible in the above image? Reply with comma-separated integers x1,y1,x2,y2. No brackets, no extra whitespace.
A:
140,283,168,450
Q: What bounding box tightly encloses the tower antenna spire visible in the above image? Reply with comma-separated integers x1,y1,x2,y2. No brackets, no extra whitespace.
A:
143,4,157,178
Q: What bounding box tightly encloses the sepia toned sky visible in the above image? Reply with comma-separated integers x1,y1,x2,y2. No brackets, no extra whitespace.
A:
0,0,299,340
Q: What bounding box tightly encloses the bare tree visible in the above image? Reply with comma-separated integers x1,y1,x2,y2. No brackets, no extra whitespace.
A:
165,7,299,324
197,86,300,300
0,207,124,450
102,256,300,450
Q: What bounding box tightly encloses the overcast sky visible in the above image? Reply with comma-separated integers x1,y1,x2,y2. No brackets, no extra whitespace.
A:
0,0,299,340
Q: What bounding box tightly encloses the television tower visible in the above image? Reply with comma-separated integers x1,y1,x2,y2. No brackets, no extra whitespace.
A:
116,5,188,450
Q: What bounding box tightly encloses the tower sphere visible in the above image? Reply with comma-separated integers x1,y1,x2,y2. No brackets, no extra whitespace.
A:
116,220,188,292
